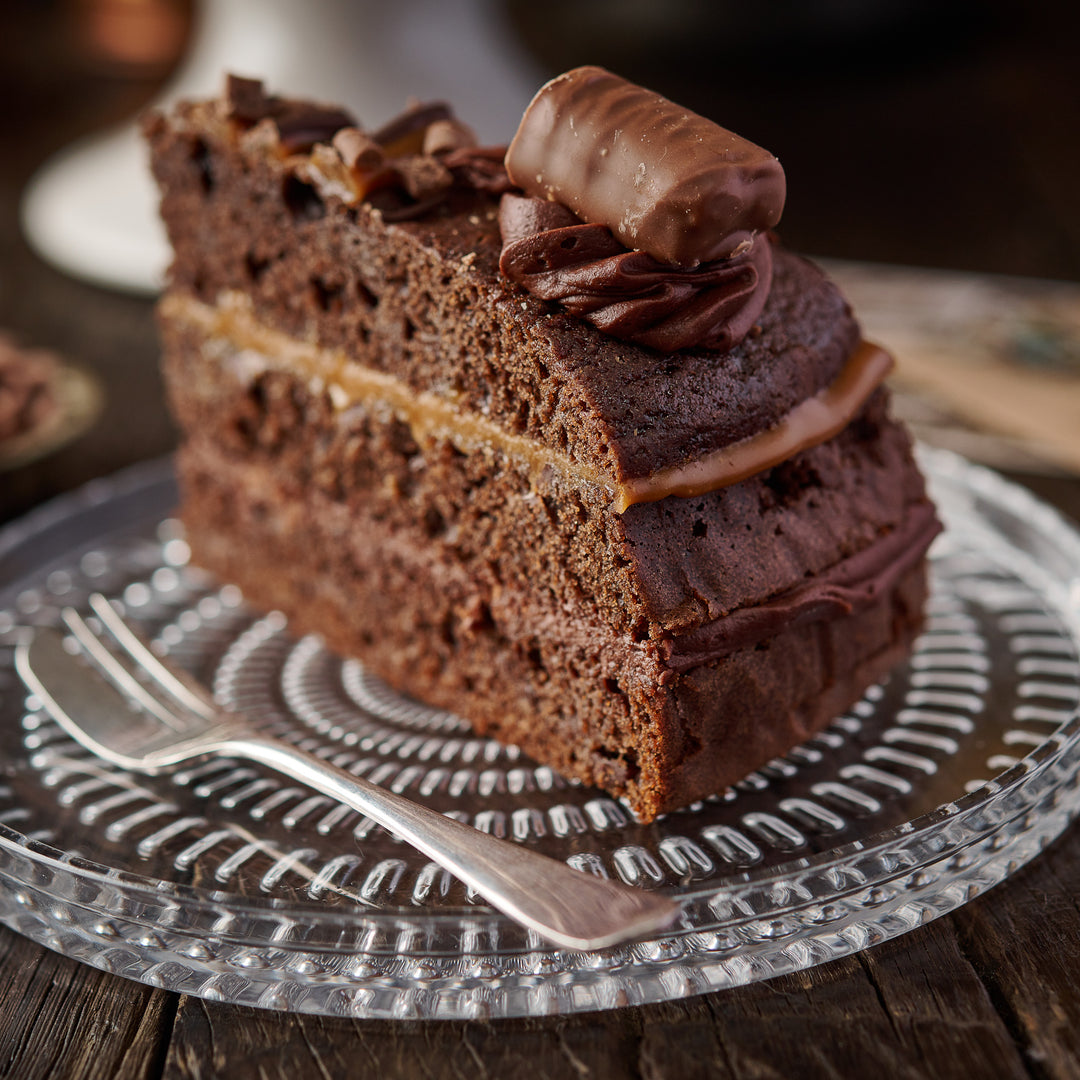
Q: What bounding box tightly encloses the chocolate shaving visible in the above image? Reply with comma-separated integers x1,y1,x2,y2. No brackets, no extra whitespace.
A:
332,127,385,172
273,102,357,154
224,75,356,155
498,194,774,353
422,118,477,155
373,102,453,156
224,74,269,124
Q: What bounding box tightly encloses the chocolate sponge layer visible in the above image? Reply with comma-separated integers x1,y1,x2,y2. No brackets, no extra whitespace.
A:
177,438,928,820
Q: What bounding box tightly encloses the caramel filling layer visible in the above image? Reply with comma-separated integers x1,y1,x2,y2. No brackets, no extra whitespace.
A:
614,341,894,511
164,292,893,511
167,292,606,494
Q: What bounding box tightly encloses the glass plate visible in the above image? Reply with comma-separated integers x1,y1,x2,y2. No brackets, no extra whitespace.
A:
0,448,1078,1020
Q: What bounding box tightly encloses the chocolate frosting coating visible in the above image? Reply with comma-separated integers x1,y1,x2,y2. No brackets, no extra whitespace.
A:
505,66,785,268
498,193,773,353
663,501,942,670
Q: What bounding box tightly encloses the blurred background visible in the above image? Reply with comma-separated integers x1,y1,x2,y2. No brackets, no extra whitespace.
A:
514,0,1080,280
1,0,1079,524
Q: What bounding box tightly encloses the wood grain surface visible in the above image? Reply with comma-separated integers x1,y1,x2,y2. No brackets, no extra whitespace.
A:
2,2,1080,1077
5,833,1080,1080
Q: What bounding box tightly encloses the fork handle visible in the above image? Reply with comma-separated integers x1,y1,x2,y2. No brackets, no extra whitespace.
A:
217,734,679,951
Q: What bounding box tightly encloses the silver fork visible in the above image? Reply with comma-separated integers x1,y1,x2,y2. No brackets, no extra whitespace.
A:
15,593,679,951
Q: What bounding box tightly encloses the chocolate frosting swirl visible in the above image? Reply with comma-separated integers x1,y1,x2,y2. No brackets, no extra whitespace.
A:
498,194,773,353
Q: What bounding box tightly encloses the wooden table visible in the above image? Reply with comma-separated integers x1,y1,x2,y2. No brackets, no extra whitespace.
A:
3,3,1080,1077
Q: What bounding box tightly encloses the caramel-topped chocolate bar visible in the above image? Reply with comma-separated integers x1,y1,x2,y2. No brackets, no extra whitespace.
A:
506,66,786,267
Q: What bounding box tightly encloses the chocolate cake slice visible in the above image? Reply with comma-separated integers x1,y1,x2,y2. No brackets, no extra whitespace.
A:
145,69,939,822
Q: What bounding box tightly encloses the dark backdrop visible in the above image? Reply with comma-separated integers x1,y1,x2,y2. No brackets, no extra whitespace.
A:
509,0,1080,279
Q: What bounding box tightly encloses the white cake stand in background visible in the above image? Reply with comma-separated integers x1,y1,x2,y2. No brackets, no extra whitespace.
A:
20,0,543,296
